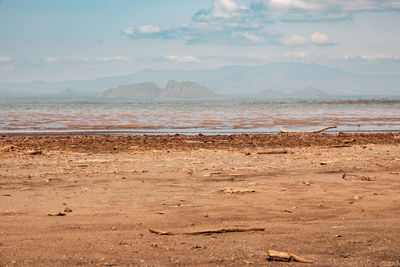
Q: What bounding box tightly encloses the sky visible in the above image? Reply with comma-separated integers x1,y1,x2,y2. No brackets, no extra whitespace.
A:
0,0,400,82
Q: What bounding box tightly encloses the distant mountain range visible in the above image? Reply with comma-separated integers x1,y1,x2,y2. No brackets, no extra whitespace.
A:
1,62,399,99
102,80,219,100
255,86,331,100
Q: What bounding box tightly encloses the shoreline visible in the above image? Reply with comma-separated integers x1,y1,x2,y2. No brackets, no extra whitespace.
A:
1,128,400,136
1,132,400,153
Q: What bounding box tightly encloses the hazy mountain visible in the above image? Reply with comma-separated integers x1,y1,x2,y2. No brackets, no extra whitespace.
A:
253,89,287,100
102,80,218,101
158,80,219,100
102,82,161,99
288,86,330,100
253,86,330,100
1,62,399,98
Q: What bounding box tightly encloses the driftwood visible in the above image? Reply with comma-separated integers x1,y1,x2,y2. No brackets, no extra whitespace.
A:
47,212,66,216
149,227,265,236
257,150,287,155
280,126,337,134
266,250,313,263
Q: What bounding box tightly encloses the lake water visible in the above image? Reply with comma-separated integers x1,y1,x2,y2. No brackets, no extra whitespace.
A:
1,100,400,134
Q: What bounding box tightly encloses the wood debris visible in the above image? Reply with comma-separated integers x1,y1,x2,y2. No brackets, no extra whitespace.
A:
218,188,255,194
64,207,73,213
47,212,66,216
266,250,313,263
280,126,336,134
257,150,288,155
26,150,42,155
342,173,373,181
341,138,356,144
149,227,265,236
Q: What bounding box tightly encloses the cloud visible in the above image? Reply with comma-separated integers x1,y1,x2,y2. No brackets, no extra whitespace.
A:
283,51,309,58
95,56,129,63
123,0,276,45
0,56,14,72
243,32,265,43
264,0,400,21
282,34,308,46
122,26,134,36
137,25,161,34
38,56,130,66
269,0,319,10
164,56,199,63
0,56,12,63
122,0,399,45
44,57,59,64
343,54,400,61
310,32,329,44
282,32,337,46
0,65,14,72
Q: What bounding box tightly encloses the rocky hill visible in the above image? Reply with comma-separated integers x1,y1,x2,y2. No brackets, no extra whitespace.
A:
102,80,219,101
158,80,219,100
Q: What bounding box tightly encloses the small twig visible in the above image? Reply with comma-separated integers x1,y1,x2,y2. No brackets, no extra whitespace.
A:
280,126,337,134
149,227,265,236
257,150,287,155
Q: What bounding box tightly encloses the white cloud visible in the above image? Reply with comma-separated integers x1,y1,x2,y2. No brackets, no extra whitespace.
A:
165,56,199,63
96,56,129,63
122,0,398,46
243,32,265,43
310,32,330,45
282,34,308,46
0,56,12,63
284,51,308,58
264,0,400,21
283,32,335,46
0,65,14,72
122,26,135,36
269,0,319,10
44,57,59,64
137,25,161,34
39,56,130,65
211,0,244,18
80,57,90,62
215,0,239,11
358,54,400,60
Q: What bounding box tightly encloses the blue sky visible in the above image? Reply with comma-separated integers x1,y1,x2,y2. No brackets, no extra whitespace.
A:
0,0,400,82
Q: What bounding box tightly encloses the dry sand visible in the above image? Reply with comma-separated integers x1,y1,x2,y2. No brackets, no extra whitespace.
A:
1,133,400,266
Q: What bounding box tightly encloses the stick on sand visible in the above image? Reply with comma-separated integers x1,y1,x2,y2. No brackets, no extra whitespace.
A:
280,126,337,134
149,227,265,236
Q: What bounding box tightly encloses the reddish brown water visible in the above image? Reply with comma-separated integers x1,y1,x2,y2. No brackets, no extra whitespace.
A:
1,102,400,134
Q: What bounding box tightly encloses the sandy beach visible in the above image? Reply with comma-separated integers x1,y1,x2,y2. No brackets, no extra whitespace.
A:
1,133,400,266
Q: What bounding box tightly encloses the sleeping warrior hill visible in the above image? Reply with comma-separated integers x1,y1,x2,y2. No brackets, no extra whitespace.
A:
102,80,220,101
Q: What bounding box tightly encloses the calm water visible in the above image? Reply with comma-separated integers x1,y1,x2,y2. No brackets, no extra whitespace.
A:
1,100,400,134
